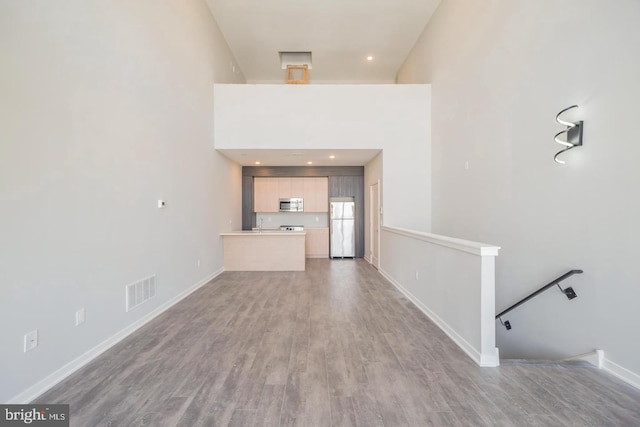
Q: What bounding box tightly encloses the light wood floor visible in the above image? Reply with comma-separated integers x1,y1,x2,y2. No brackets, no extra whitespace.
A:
37,259,640,426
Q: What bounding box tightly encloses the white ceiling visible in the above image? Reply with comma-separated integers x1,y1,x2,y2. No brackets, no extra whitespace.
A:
218,149,381,166
204,0,441,83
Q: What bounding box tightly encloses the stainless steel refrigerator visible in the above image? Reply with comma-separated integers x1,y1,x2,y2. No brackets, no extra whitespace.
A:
330,197,356,258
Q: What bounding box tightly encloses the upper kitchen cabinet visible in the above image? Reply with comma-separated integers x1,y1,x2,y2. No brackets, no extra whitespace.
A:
277,177,304,199
278,177,292,198
254,177,279,212
304,177,328,212
253,176,328,213
291,178,305,199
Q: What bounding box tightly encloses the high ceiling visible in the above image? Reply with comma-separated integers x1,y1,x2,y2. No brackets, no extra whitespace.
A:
204,0,441,83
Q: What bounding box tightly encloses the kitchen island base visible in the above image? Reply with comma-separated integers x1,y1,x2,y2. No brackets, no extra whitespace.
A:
221,232,306,271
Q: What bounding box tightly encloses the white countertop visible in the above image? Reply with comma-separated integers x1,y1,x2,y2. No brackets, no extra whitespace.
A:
220,230,306,236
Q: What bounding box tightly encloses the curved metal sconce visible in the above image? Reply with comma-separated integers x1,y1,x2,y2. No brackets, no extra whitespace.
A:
554,105,583,164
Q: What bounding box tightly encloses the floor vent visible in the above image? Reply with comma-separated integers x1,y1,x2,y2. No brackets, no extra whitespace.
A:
126,275,156,312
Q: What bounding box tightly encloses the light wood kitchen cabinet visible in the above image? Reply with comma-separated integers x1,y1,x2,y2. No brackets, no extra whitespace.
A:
305,228,329,258
254,176,328,212
303,177,328,212
291,178,305,198
278,177,292,198
253,177,279,212
278,177,305,199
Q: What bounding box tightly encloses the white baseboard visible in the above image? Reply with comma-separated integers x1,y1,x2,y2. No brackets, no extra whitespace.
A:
602,356,640,390
561,349,604,368
364,255,372,263
379,269,499,368
8,269,223,404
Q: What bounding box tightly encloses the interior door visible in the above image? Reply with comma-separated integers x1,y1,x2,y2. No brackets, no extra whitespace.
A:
371,182,380,268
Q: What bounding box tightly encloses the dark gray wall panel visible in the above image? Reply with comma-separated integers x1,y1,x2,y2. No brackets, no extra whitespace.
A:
242,175,255,230
243,166,363,177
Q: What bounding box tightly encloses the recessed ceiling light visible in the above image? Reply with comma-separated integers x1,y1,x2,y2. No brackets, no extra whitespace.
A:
329,155,336,159
255,161,261,165
307,161,313,165
367,56,374,61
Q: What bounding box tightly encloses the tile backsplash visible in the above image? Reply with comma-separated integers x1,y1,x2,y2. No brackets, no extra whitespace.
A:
256,212,328,228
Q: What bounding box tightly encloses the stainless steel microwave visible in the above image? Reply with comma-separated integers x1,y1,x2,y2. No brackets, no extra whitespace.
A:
279,198,304,212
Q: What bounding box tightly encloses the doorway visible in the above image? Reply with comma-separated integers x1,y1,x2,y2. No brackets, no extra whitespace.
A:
370,181,380,268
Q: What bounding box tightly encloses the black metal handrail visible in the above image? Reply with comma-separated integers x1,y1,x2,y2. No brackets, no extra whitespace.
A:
496,269,583,330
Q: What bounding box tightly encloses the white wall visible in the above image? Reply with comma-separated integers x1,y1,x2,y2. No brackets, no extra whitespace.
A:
214,84,432,231
0,0,244,402
398,0,640,379
364,152,383,262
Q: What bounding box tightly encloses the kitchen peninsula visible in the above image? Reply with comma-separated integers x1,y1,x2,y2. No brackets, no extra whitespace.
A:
220,230,306,271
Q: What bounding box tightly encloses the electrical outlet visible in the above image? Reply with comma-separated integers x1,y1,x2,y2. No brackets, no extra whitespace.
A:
415,271,419,280
76,308,86,326
24,330,38,352
197,259,201,267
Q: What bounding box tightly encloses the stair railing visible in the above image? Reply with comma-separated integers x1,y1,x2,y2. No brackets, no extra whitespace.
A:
496,269,583,330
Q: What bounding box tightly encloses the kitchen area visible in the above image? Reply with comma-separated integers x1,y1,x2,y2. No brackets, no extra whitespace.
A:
220,166,364,271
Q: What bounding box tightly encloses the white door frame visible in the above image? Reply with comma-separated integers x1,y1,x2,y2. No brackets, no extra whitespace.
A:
370,180,380,268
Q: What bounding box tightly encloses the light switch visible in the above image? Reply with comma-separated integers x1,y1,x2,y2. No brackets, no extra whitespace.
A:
76,308,86,326
24,330,38,352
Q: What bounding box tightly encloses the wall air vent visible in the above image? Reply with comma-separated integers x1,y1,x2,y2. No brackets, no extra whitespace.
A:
126,274,156,312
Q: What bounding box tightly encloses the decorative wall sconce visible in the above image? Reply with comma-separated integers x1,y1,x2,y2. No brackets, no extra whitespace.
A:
554,105,583,164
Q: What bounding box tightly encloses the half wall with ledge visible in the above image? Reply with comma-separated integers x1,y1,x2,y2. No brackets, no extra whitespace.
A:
379,225,500,367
